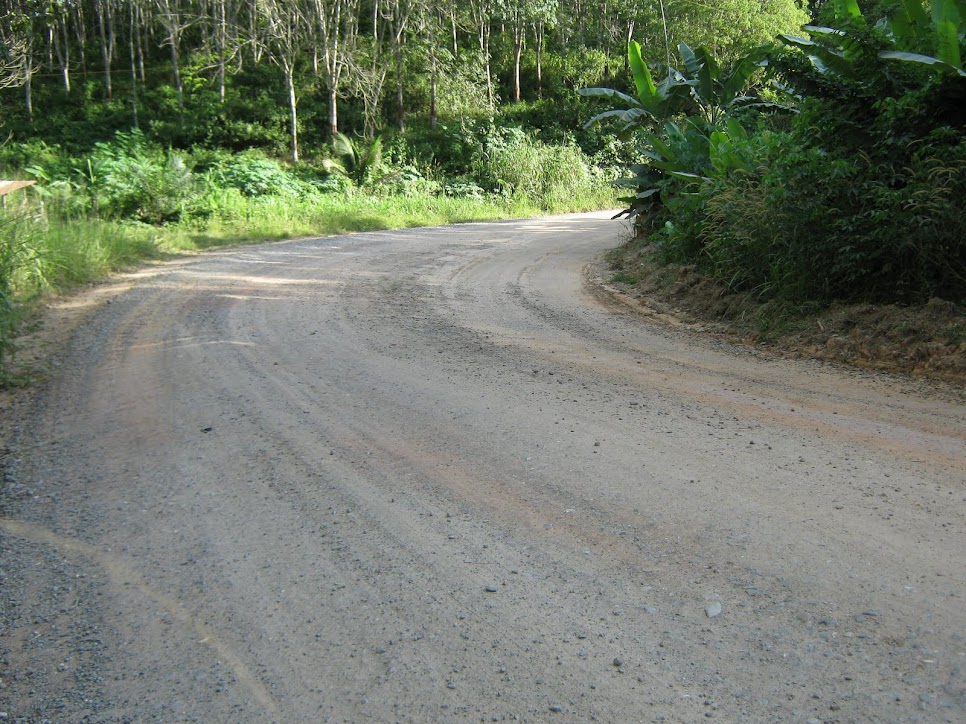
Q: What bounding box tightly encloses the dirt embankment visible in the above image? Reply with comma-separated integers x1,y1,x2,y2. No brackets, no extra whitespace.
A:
598,243,966,386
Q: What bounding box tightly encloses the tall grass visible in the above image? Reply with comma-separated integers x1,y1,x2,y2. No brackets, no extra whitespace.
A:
477,128,615,211
0,211,40,381
163,191,541,251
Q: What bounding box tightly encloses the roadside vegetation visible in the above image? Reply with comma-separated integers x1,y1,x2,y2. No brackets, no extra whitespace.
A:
585,0,965,374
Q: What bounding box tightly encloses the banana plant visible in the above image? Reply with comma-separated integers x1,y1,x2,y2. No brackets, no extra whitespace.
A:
709,119,754,175
880,0,966,75
677,43,765,125
582,40,764,222
578,40,694,135
613,120,709,213
780,0,966,78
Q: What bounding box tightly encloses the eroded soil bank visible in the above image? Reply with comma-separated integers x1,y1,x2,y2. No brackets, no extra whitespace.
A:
599,241,966,386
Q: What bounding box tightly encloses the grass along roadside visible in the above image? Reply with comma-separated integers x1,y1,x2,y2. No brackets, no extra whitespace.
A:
0,190,614,385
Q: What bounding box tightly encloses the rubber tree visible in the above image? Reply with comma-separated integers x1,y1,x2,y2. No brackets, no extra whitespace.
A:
310,0,361,137
155,0,193,113
260,0,308,163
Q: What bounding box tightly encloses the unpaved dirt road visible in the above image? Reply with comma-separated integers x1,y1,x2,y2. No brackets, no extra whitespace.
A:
1,212,964,722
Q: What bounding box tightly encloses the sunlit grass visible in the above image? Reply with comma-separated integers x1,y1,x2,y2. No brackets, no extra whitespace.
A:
160,192,544,252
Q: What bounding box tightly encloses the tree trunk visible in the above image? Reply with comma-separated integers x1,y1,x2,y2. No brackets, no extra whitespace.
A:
129,2,139,126
53,17,71,92
430,51,438,129
170,39,183,113
328,86,338,136
73,4,87,71
287,64,299,163
96,0,112,99
395,43,405,132
136,5,146,83
24,53,33,121
217,0,227,102
480,24,493,108
451,10,458,56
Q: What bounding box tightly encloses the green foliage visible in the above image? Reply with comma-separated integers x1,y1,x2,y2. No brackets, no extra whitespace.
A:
217,154,309,197
597,0,966,306
782,0,966,77
609,271,639,285
582,41,772,225
433,48,495,118
547,47,614,92
372,166,443,197
322,133,385,186
383,123,485,178
0,211,41,381
476,127,611,211
23,131,201,224
580,41,695,131
658,0,811,64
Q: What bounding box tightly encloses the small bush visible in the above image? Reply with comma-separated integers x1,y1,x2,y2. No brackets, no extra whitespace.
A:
371,166,442,197
443,178,486,199
217,154,309,197
311,173,354,195
477,128,606,211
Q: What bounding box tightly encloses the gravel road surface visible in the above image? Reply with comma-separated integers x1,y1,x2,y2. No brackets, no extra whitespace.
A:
1,212,964,722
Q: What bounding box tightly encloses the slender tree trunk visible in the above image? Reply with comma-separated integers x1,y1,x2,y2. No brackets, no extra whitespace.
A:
250,5,261,62
96,0,112,99
451,10,458,56
53,18,71,92
217,0,227,102
136,5,146,82
73,5,87,71
480,24,492,108
430,49,438,129
170,39,183,113
129,2,138,126
286,63,298,163
328,87,338,136
24,53,33,121
395,43,405,132
659,0,671,69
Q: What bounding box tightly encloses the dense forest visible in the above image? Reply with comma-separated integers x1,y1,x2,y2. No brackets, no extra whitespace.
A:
0,0,810,156
1,0,964,380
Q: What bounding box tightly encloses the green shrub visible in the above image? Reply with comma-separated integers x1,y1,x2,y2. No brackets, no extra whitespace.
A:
372,166,442,197
217,154,311,197
311,173,354,195
476,127,605,211
593,2,966,306
443,178,487,199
